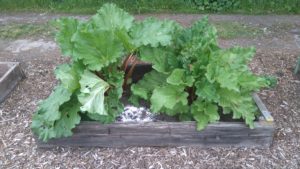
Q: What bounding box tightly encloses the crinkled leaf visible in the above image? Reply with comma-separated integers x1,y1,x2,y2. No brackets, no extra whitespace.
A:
130,70,168,101
55,17,79,57
84,89,123,123
163,102,190,117
91,3,134,31
195,79,219,102
191,99,219,130
167,68,194,87
130,18,179,47
115,29,136,52
217,88,257,128
53,95,81,138
101,65,124,99
31,85,73,141
31,115,55,142
139,46,177,73
88,88,124,123
55,61,85,92
206,47,255,92
78,70,110,115
36,85,72,122
150,85,188,113
238,73,269,92
72,29,124,71
176,16,217,49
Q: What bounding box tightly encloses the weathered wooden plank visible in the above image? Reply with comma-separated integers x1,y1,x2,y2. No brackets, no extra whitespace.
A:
0,62,25,103
68,122,274,137
38,134,273,148
252,93,274,122
37,121,274,148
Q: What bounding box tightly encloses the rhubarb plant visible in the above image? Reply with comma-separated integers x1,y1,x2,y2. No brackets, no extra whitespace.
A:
32,3,272,142
130,17,272,130
31,3,179,142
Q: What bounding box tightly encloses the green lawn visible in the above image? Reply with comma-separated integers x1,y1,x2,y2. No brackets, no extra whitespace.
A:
0,20,264,40
0,0,299,14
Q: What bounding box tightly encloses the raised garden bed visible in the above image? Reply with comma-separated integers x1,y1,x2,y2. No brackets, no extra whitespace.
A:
36,65,274,148
0,62,24,103
36,99,274,148
33,4,276,148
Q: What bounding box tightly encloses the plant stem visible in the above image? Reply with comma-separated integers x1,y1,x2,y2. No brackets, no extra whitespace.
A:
95,71,104,79
123,57,138,88
122,53,133,71
187,86,196,105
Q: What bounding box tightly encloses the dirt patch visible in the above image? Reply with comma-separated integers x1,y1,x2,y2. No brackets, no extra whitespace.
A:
5,39,56,54
0,63,9,77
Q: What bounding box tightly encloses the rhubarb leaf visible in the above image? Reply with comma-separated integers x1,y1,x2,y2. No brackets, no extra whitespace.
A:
130,18,179,47
150,84,188,112
31,85,73,141
55,61,84,92
72,29,124,71
78,70,110,115
55,17,79,57
130,70,167,101
91,3,134,31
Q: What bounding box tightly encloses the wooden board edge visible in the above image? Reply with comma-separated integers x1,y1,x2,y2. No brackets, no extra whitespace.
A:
0,62,25,103
36,120,275,148
252,93,274,122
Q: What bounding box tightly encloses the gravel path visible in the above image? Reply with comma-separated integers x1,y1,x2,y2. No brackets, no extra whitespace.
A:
0,13,300,168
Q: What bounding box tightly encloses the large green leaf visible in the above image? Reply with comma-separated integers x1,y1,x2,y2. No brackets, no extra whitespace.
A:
91,3,134,31
163,102,190,117
31,85,73,141
114,29,136,52
31,94,81,142
55,18,79,57
206,47,256,92
53,95,81,138
195,79,219,102
72,29,124,71
31,114,56,142
130,18,179,47
35,85,72,122
217,88,257,128
191,99,219,130
238,72,269,92
55,61,85,92
101,64,124,100
167,68,194,87
78,70,110,115
150,84,188,112
130,70,168,101
176,16,217,49
139,46,177,73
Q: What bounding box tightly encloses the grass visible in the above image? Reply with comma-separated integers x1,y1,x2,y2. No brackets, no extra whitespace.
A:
213,21,263,39
0,23,55,39
0,0,300,14
0,0,198,14
0,20,263,40
236,0,300,14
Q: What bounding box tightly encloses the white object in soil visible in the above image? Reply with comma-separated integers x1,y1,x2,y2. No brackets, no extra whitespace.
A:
117,106,155,122
5,39,56,54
